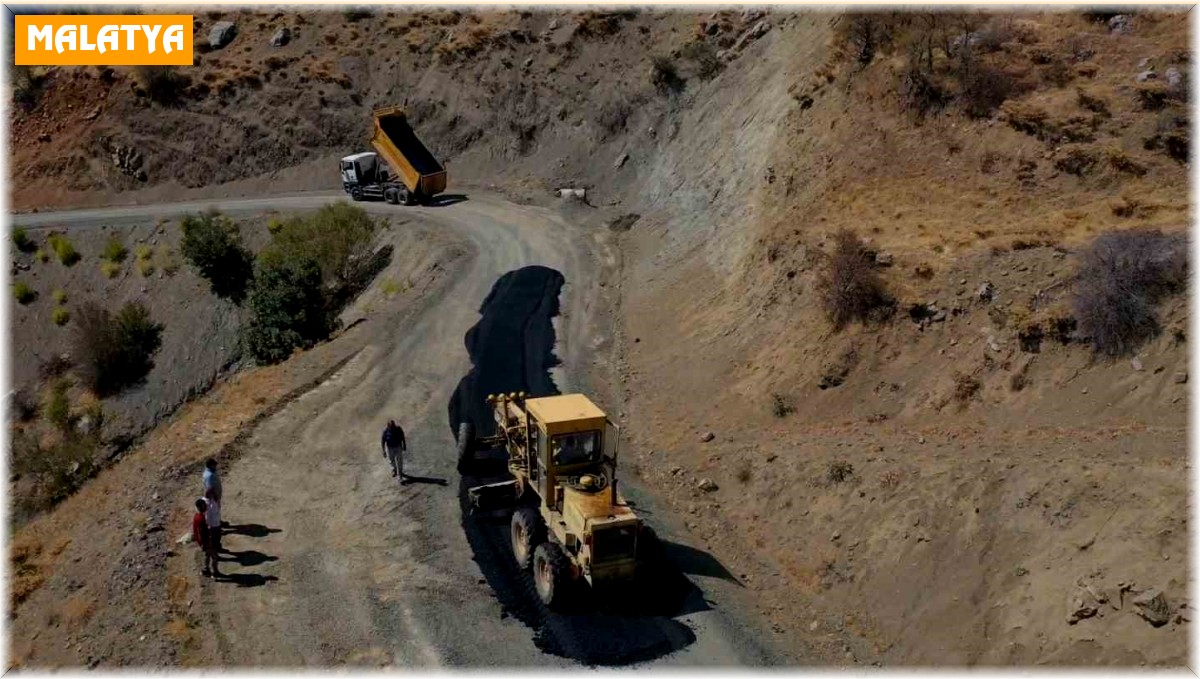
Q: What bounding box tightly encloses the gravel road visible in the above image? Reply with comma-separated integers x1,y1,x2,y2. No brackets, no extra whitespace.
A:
12,192,779,667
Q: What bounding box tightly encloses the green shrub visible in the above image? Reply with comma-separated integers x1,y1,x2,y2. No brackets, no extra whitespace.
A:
12,430,100,509
100,260,122,279
243,252,334,364
45,378,71,431
34,248,49,263
52,307,70,326
12,227,35,253
47,234,80,266
52,289,67,305
157,246,181,276
134,244,152,261
73,301,164,396
101,236,128,263
267,202,378,287
180,211,254,303
13,281,36,305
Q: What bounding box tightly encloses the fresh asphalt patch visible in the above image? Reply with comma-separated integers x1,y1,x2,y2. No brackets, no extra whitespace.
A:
446,266,704,666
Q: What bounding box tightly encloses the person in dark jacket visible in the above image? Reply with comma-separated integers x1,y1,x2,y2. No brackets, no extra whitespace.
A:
382,420,407,481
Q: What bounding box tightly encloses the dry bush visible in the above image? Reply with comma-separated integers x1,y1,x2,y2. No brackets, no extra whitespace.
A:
1054,145,1100,176
953,372,982,403
770,393,796,418
827,461,854,484
898,56,949,119
817,230,893,329
1135,82,1170,111
73,302,164,397
1105,148,1147,177
650,55,685,94
134,66,190,105
1076,88,1109,116
1072,230,1188,356
681,40,723,81
10,388,39,422
956,60,1019,118
736,459,753,484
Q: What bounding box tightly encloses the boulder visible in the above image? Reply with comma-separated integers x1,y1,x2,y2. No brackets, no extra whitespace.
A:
698,478,719,492
1174,371,1188,384
1132,588,1171,627
700,431,715,443
1108,14,1132,35
976,281,995,303
1166,67,1185,94
1066,585,1100,624
874,252,894,267
269,27,290,47
614,152,629,169
208,21,237,49
1135,70,1158,83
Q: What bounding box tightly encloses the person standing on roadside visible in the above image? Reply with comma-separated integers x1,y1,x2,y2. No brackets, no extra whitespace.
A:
204,487,224,555
381,420,407,482
203,458,223,511
193,498,221,578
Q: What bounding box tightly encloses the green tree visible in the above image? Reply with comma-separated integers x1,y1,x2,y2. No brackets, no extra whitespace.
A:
243,251,335,364
180,211,254,303
73,301,164,396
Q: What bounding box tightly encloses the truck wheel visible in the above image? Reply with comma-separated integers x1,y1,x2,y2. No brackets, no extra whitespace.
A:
511,507,545,570
350,187,364,202
384,188,399,205
533,542,571,609
455,422,475,473
403,190,419,206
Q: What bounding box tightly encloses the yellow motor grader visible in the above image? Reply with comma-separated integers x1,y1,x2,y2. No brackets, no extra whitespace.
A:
456,392,643,609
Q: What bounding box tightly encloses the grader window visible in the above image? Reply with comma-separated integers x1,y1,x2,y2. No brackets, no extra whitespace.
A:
552,431,600,465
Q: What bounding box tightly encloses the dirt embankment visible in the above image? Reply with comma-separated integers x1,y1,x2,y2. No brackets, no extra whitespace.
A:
7,221,466,669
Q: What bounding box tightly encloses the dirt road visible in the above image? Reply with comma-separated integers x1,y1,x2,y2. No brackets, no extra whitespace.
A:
13,192,780,667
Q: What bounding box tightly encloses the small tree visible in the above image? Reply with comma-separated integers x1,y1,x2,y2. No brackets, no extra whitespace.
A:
817,229,893,329
180,211,254,303
243,252,334,364
12,227,35,253
267,202,378,288
13,281,36,305
73,301,164,396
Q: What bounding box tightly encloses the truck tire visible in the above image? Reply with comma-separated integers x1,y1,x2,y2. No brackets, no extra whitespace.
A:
384,188,399,205
403,189,419,206
455,422,475,473
511,507,545,570
533,542,571,610
350,187,364,202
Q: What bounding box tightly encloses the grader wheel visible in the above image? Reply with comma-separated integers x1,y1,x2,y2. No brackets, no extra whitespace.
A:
510,507,545,570
533,542,571,609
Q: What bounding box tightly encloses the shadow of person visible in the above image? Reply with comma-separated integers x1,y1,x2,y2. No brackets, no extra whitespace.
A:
225,524,282,538
220,550,280,568
422,193,469,208
217,572,279,588
400,475,449,486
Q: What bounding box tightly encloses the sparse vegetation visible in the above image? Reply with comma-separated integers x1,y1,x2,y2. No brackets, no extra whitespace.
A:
12,227,35,253
650,54,685,94
180,211,254,303
133,65,190,105
51,289,67,305
817,230,893,329
47,234,79,266
73,301,164,397
681,40,723,81
952,372,982,403
770,393,795,418
100,261,122,279
13,281,36,305
101,237,128,263
827,460,855,484
265,202,378,288
1072,230,1188,356
12,428,101,510
34,248,49,264
11,388,38,422
45,378,71,431
52,307,70,326
736,459,753,484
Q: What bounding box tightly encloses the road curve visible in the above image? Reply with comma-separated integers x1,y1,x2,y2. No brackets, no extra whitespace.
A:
11,192,779,667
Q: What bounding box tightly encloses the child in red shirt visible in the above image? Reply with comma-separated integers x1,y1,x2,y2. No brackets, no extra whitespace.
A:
193,498,221,578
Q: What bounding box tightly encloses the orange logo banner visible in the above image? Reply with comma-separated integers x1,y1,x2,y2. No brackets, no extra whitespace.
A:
15,15,193,66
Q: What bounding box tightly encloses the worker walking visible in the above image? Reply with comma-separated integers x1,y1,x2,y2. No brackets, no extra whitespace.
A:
382,420,407,482
193,498,221,578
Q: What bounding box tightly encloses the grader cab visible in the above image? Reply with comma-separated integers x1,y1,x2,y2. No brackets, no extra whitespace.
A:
456,392,642,608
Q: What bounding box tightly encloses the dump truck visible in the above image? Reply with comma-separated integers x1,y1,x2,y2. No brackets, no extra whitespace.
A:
457,392,643,609
339,106,447,205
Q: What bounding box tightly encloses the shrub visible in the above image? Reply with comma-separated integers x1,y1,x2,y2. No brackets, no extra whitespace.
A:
13,281,36,305
52,307,70,326
817,229,893,329
12,227,35,253
827,461,854,484
100,260,122,279
52,289,67,305
899,58,949,119
650,55,685,94
11,387,39,422
267,202,377,288
47,234,79,266
180,211,254,303
34,249,49,264
38,354,72,380
1072,230,1188,356
958,62,1017,118
73,301,164,396
157,246,181,277
45,378,71,431
134,65,189,105
13,433,100,508
770,393,795,418
681,40,723,81
953,372,982,403
101,237,128,263
12,65,44,108
243,253,334,364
